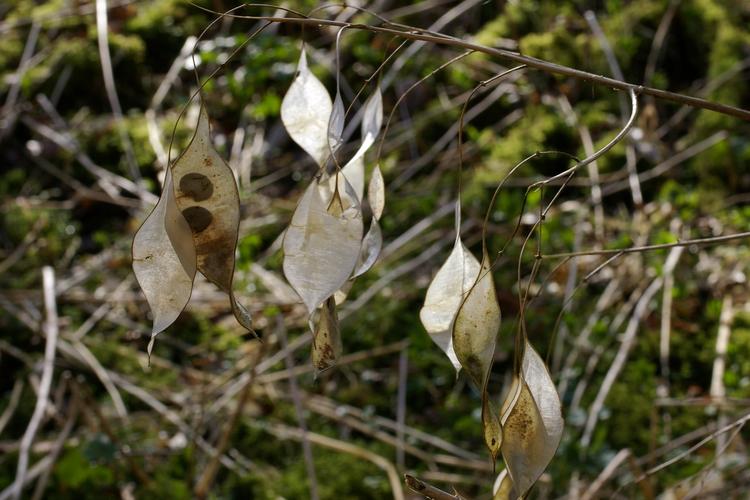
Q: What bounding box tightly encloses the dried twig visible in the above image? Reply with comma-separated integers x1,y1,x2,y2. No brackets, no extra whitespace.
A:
658,247,684,398
302,395,438,468
0,21,41,138
195,4,750,120
710,295,735,457
396,347,408,471
643,0,681,88
21,114,155,204
544,231,750,260
257,339,410,384
277,319,319,500
585,10,643,206
581,449,631,500
582,277,663,447
266,422,405,500
405,474,463,500
94,0,140,182
710,295,735,404
62,339,127,418
0,379,24,436
557,95,604,242
29,385,80,500
557,278,620,397
599,130,728,197
381,0,483,91
194,343,263,498
10,267,59,500
147,35,198,168
306,395,483,462
613,410,750,491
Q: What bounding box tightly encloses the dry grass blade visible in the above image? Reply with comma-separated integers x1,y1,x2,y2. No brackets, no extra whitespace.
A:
0,379,24,435
9,267,59,500
582,277,663,447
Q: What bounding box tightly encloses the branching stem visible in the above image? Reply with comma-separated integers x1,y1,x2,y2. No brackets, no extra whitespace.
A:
191,4,750,121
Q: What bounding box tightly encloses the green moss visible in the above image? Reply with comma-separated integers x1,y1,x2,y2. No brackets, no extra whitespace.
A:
519,28,581,71
472,103,573,187
54,447,116,492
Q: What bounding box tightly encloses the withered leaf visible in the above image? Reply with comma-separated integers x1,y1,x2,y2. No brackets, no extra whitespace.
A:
132,169,196,355
500,342,563,498
171,105,253,335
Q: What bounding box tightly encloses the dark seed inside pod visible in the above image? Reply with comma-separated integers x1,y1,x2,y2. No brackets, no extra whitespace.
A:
179,173,213,201
182,206,213,233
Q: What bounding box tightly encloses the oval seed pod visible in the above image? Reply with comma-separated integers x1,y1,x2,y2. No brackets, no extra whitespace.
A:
171,105,253,335
341,87,384,202
328,90,345,160
452,246,502,460
312,296,342,376
420,201,480,373
352,218,382,279
281,48,335,168
368,164,385,221
452,247,501,389
492,469,514,500
132,168,196,356
351,164,387,278
500,342,563,498
283,173,363,316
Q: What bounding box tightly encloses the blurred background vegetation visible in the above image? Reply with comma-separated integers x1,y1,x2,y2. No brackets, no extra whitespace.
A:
1,0,750,498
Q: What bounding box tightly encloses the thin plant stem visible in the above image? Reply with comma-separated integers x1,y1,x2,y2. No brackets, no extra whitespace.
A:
543,231,750,259
189,3,750,121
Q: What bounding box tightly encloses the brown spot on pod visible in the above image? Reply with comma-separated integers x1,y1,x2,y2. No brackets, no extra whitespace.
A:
182,206,213,233
179,173,214,201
